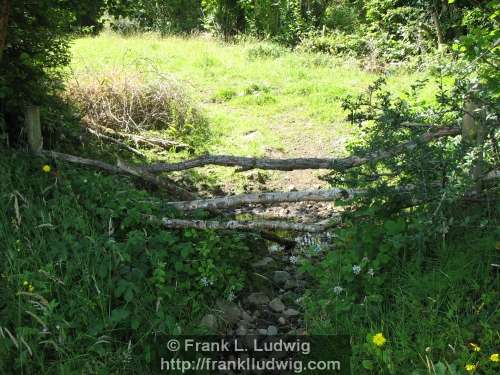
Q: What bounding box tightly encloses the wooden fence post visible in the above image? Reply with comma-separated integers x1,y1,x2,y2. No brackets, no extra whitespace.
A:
462,83,485,193
25,105,42,153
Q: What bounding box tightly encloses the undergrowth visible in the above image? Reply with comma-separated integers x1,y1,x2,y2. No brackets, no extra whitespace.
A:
0,151,256,374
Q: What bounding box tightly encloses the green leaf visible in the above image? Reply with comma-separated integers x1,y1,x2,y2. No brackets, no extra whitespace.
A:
362,359,374,369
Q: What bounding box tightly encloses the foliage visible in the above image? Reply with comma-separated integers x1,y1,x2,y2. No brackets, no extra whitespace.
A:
0,151,255,373
302,4,499,372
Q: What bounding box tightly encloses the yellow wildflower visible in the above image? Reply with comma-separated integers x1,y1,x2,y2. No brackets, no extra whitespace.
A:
372,332,386,347
27,284,34,293
42,164,51,173
490,353,499,362
22,281,28,286
469,342,481,352
465,363,477,372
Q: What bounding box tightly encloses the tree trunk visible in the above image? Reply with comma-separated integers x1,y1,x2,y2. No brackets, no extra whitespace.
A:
431,9,445,50
0,0,10,63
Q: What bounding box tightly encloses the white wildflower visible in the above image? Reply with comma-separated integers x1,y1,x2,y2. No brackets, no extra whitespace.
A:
269,244,281,253
227,291,236,301
200,277,212,287
289,255,298,264
333,286,344,295
352,265,362,275
367,268,375,277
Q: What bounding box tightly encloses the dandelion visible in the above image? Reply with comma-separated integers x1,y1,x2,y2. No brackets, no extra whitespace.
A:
464,363,477,373
469,342,481,352
352,265,361,275
367,268,375,277
372,332,386,347
289,255,298,264
490,353,499,362
42,164,51,173
333,286,344,295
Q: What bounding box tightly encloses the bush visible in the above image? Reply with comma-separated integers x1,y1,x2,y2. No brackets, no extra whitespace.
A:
246,42,287,60
297,31,369,57
65,70,210,146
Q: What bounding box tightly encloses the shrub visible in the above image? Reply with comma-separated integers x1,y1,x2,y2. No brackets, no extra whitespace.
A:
246,42,287,60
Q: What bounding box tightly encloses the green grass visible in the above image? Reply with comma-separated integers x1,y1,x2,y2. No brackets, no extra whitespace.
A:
68,32,436,190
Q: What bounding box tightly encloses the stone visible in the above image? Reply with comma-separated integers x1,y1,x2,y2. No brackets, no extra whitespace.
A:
200,314,218,331
284,279,297,290
241,309,254,322
273,271,291,285
246,292,270,306
278,317,286,325
251,257,275,268
257,328,267,335
283,308,300,317
236,325,247,336
267,325,278,335
216,299,241,324
269,297,285,312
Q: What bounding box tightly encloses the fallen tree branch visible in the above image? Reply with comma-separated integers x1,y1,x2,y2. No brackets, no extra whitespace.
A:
42,150,122,174
91,124,190,151
142,127,461,173
166,188,364,211
41,151,197,201
86,127,146,157
116,158,197,201
161,218,337,232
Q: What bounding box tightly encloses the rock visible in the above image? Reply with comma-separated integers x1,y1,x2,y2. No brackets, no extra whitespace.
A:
284,279,297,290
278,317,286,325
269,297,285,312
241,309,254,322
216,299,241,324
267,325,278,335
257,328,267,335
200,314,218,331
273,271,291,285
246,292,270,306
283,308,300,317
252,257,275,268
236,326,247,336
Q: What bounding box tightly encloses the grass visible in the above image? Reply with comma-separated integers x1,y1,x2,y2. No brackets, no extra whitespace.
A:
68,32,436,190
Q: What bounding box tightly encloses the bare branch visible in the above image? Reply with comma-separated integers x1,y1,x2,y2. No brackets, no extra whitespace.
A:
142,127,460,173
86,127,146,157
166,188,363,211
91,124,191,151
41,151,197,201
160,218,338,233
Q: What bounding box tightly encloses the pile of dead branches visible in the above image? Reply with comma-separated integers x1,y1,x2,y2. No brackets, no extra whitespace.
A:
64,70,209,152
